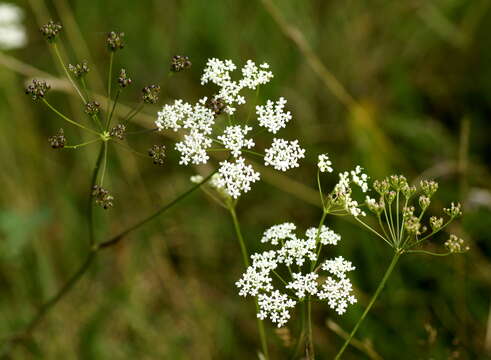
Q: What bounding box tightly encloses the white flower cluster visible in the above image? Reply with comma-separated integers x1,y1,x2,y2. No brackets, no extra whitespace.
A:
236,222,356,327
264,138,305,171
157,59,305,199
331,165,370,217
0,3,27,50
318,153,333,173
256,97,292,134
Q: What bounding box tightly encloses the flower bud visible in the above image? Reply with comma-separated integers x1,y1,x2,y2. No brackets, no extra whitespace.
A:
40,20,62,42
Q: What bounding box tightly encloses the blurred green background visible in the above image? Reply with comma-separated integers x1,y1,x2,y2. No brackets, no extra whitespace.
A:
1,0,491,358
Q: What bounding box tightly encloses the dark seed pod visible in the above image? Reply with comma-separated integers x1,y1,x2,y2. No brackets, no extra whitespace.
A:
109,124,126,140
170,55,192,72
40,20,62,42
92,185,114,209
48,128,66,149
106,31,125,52
206,97,226,115
85,101,101,116
25,79,51,101
148,144,166,166
142,85,160,104
117,68,132,88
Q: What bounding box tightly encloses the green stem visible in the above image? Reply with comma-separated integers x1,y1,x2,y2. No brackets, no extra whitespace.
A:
88,144,105,246
355,217,392,248
97,168,219,249
64,138,101,149
99,141,108,186
334,251,401,359
106,52,114,126
42,99,99,135
307,297,314,359
106,89,120,130
52,43,87,103
405,249,452,256
228,206,270,360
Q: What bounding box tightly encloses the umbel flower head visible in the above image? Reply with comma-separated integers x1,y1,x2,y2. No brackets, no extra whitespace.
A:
109,124,126,140
25,79,50,101
39,20,62,42
106,31,124,51
236,222,357,327
117,68,132,88
142,84,160,104
48,128,66,149
92,185,114,209
85,101,100,116
68,61,89,78
170,55,192,73
156,58,305,198
148,144,166,166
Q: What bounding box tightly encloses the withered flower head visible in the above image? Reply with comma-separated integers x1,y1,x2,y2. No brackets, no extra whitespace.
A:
106,31,125,52
40,20,62,42
117,68,132,88
48,128,66,149
92,185,114,209
148,144,166,166
142,84,160,104
68,61,89,78
170,55,192,72
25,79,50,101
109,124,126,140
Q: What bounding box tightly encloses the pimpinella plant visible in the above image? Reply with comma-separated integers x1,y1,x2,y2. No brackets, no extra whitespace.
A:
311,156,468,359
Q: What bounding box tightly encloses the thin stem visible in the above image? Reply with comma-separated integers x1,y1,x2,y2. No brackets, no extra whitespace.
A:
334,251,401,359
405,249,452,256
99,141,108,186
64,138,101,149
88,144,105,246
106,52,114,126
382,205,396,244
228,206,270,359
355,217,393,248
106,88,120,130
396,191,400,242
42,99,99,135
317,170,325,209
307,296,314,359
124,103,144,124
52,43,86,103
97,168,219,249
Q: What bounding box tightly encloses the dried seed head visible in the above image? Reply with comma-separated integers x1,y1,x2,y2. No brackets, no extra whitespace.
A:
109,124,126,140
92,185,114,209
170,55,192,72
148,144,166,166
85,101,100,116
25,79,51,101
68,61,89,78
117,68,132,88
206,97,226,115
142,84,160,104
48,128,66,149
40,20,62,42
106,31,125,52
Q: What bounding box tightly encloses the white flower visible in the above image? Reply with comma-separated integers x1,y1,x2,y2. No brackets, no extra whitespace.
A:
201,58,237,86
305,225,341,245
216,157,260,198
256,97,291,134
156,99,192,132
333,170,366,217
240,60,273,89
277,236,317,267
175,130,212,165
321,256,356,279
0,4,26,50
217,125,255,157
286,272,319,299
261,222,297,245
264,138,305,171
190,175,204,184
351,165,369,192
317,277,357,315
318,153,333,173
257,290,296,328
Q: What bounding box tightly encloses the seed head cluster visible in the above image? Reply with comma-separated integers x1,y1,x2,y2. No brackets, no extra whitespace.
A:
48,128,66,149
92,185,114,209
68,61,89,78
40,20,62,42
106,31,124,51
25,79,50,101
148,144,166,166
170,55,192,72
